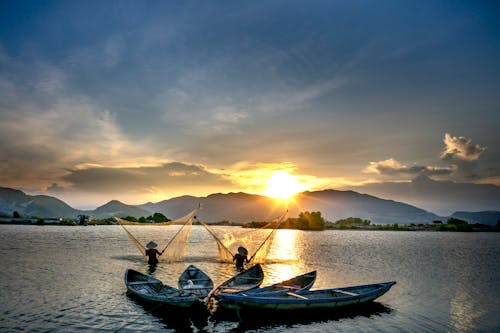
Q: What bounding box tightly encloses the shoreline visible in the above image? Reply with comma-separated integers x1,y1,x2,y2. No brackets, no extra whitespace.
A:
1,220,497,232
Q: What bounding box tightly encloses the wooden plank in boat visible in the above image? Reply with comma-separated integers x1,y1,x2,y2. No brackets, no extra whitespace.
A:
128,281,159,285
286,292,309,299
333,289,358,296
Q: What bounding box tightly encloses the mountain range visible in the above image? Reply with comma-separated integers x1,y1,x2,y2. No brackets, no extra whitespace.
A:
348,175,500,216
1,186,499,225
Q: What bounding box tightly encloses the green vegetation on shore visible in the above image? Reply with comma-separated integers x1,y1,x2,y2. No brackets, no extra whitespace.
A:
242,213,499,232
1,210,499,231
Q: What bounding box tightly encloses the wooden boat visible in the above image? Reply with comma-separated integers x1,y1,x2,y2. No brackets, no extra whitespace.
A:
178,264,214,297
212,264,264,295
241,270,317,296
216,281,396,311
124,269,209,308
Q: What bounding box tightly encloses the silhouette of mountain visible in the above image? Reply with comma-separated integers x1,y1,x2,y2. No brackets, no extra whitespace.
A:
140,192,281,223
1,186,498,225
349,175,500,216
450,211,500,226
290,190,440,225
0,187,79,218
140,190,439,224
91,200,150,218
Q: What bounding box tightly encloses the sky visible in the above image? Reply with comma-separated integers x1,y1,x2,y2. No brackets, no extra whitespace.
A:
1,1,499,212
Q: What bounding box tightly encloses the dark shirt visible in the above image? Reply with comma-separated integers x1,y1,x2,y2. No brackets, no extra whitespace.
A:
145,248,161,264
233,253,248,269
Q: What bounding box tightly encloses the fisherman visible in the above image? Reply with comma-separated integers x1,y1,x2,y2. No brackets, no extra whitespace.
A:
233,246,249,271
145,241,163,265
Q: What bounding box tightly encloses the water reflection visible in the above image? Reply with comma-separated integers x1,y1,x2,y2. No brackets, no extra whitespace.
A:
126,292,394,332
124,293,208,332
268,229,298,261
212,302,393,331
148,263,157,274
449,283,482,332
2,225,499,332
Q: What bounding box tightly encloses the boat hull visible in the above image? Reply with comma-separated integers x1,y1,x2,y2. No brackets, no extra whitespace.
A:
125,269,206,308
178,264,214,297
214,264,264,294
217,281,396,312
242,270,316,296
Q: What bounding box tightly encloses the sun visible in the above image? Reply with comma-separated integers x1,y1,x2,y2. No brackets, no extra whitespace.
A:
263,171,306,200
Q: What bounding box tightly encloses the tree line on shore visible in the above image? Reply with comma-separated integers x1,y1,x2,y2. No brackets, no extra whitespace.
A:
2,210,499,231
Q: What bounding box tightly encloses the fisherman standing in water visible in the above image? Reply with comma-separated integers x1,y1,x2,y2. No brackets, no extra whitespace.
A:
145,241,163,265
233,246,249,271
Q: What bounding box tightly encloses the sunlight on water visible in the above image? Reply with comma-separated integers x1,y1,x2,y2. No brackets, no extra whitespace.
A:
268,229,298,261
449,287,481,332
1,226,499,332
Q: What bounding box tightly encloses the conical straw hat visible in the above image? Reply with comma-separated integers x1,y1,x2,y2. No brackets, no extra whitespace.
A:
238,246,248,256
146,241,158,249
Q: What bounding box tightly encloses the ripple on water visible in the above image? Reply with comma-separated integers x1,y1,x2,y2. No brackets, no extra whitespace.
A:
0,226,499,332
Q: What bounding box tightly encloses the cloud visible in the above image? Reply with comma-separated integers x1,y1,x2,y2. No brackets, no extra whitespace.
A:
56,162,235,195
103,35,124,68
34,65,66,96
46,183,67,194
212,106,248,125
156,78,341,138
364,158,456,176
44,162,240,208
0,94,148,190
157,88,250,134
440,133,486,161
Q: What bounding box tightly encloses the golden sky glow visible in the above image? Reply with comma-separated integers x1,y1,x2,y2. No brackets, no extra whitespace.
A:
1,2,498,215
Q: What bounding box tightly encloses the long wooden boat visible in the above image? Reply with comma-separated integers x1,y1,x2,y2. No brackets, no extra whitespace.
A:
212,264,264,295
241,270,317,296
178,264,214,297
124,269,208,308
216,281,396,311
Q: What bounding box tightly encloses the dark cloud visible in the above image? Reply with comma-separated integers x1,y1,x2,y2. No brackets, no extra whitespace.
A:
440,133,487,161
46,183,67,194
60,162,234,193
365,158,456,176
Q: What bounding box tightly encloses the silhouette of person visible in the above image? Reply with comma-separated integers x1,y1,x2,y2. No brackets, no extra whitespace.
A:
233,246,249,271
145,241,163,265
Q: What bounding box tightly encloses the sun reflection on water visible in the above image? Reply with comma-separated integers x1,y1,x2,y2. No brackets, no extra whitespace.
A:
269,229,298,261
263,229,304,284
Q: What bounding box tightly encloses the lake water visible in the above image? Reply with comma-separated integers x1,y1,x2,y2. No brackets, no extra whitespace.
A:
0,225,499,332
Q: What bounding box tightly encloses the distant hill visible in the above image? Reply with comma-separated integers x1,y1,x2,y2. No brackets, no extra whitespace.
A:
0,187,80,218
291,190,440,225
140,190,439,224
0,187,149,219
140,192,282,223
91,200,150,218
449,211,500,226
349,175,500,216
2,186,497,225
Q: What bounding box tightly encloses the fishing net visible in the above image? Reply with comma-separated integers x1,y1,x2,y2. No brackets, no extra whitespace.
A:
116,207,198,262
199,211,287,264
